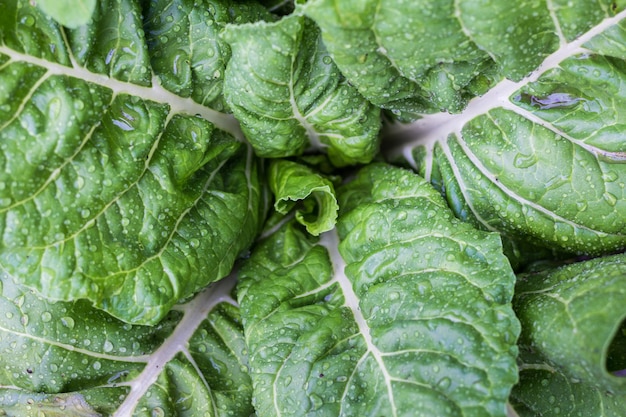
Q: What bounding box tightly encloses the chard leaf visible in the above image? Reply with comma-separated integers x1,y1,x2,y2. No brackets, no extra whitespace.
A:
0,269,253,417
510,253,626,415
222,14,381,166
383,8,626,260
238,164,519,417
0,0,264,324
511,364,626,417
142,0,272,112
269,159,338,236
35,0,96,29
303,0,622,115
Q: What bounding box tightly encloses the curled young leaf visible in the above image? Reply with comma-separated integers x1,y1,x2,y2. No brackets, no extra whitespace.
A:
268,159,338,236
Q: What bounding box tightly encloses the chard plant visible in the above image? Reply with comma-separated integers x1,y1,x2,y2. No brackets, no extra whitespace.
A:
0,0,625,416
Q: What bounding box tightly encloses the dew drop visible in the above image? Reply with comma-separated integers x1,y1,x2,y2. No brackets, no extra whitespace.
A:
41,311,52,322
310,393,323,410
21,14,36,26
603,171,619,182
437,377,451,389
603,192,618,206
92,361,101,370
189,238,200,248
74,176,85,190
61,317,75,329
103,340,114,353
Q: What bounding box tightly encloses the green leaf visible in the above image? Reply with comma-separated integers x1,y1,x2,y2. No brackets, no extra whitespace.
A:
238,164,520,417
385,8,626,262
0,0,265,324
35,0,96,29
303,0,622,115
510,253,626,415
510,362,626,417
142,0,272,112
0,269,254,416
268,159,338,236
513,253,626,394
222,14,381,166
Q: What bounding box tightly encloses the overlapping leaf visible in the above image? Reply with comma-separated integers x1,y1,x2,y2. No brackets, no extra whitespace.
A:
510,253,626,415
0,269,253,416
222,14,381,166
304,0,622,115
0,0,265,324
238,164,519,417
379,6,626,264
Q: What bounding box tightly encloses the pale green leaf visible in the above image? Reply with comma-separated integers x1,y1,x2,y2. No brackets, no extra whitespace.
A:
303,0,621,115
385,9,626,261
36,0,96,29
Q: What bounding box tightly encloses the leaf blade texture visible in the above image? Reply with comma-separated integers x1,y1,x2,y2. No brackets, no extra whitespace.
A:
0,268,254,416
0,0,265,324
222,14,381,166
238,164,520,417
511,253,626,416
381,6,626,261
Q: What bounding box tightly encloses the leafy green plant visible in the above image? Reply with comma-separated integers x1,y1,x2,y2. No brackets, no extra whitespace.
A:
0,0,624,416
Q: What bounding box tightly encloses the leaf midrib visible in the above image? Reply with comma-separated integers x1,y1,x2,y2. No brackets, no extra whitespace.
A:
383,8,626,155
0,45,243,140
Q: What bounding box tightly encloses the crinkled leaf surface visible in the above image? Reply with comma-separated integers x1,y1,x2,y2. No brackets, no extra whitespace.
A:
0,269,253,417
268,159,338,236
382,7,626,261
237,164,520,417
304,0,626,115
142,0,272,112
511,362,626,417
510,253,626,415
35,0,96,29
222,14,381,166
0,0,264,324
